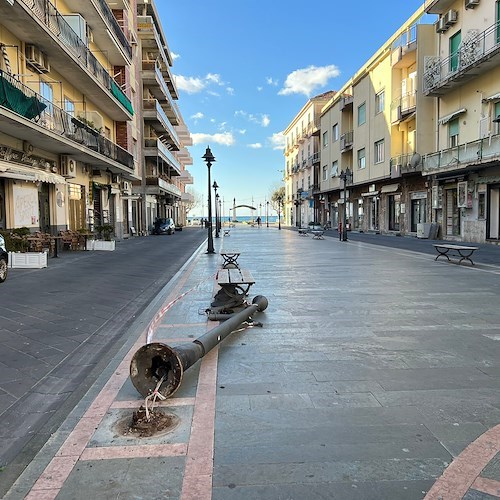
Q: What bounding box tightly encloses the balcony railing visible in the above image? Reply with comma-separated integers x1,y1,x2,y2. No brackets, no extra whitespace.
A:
391,92,417,122
143,99,180,149
0,70,133,170
423,21,500,95
94,0,132,59
340,130,354,151
423,135,500,173
21,0,133,115
390,153,422,175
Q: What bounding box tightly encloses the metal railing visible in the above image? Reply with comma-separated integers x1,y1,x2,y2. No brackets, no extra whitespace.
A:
94,0,132,59
0,70,133,170
340,130,354,150
423,134,500,173
423,21,500,94
22,0,132,114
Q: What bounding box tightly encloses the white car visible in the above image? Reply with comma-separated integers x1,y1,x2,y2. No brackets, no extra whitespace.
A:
0,234,8,283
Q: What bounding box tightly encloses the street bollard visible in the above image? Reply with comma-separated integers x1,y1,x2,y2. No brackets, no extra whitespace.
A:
130,295,268,398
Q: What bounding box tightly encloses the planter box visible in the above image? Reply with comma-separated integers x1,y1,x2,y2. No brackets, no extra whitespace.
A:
93,240,115,251
9,251,48,269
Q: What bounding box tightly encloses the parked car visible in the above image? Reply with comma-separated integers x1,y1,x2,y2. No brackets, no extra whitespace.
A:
0,234,8,283
152,217,175,235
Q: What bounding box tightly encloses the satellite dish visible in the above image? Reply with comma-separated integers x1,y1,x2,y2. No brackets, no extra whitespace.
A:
409,152,422,169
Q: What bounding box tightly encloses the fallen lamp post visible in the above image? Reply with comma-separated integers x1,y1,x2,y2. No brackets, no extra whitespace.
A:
130,295,268,399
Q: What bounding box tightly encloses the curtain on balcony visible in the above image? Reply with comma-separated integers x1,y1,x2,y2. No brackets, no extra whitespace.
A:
0,71,47,120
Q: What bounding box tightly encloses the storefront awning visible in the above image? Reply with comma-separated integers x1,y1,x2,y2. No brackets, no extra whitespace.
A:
362,190,379,197
484,92,500,101
380,184,400,193
0,163,66,184
438,108,466,125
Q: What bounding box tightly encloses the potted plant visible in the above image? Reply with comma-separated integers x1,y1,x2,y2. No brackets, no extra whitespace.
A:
93,224,115,251
2,228,48,268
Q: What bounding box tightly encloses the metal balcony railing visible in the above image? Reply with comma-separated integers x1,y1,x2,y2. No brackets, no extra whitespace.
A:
340,130,354,150
391,92,417,122
94,0,132,59
0,70,134,169
21,0,133,115
423,134,500,173
423,21,500,94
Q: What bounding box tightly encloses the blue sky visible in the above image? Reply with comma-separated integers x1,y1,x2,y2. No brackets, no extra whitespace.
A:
156,1,425,217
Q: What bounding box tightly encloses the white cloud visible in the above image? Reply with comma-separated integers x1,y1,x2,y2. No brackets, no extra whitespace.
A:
269,132,285,150
191,132,235,146
174,75,206,94
278,65,340,97
235,110,271,128
206,73,224,85
171,52,180,60
238,129,246,135
191,112,204,120
226,87,235,95
261,115,270,127
248,143,262,149
257,86,263,92
266,77,279,86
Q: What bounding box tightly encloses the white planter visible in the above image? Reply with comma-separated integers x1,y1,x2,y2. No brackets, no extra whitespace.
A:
9,251,48,269
86,239,95,250
93,240,115,251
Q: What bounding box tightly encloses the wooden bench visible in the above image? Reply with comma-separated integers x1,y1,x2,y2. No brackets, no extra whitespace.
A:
433,244,479,266
216,268,255,297
311,230,324,240
298,228,309,236
220,249,240,269
223,229,231,236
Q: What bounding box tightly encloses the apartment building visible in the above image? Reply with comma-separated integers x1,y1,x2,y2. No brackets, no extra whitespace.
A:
136,0,193,231
422,0,500,242
286,0,499,244
0,0,138,239
283,91,336,227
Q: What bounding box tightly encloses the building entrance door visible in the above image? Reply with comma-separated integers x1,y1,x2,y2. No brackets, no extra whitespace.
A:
411,198,426,232
445,187,460,236
488,185,500,240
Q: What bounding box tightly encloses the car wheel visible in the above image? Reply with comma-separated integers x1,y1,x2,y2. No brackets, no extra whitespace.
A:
0,256,8,283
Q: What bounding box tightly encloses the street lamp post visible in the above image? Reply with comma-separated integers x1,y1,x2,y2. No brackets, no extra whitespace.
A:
339,168,352,242
266,201,269,227
218,198,222,232
213,181,219,238
277,195,283,230
202,146,215,253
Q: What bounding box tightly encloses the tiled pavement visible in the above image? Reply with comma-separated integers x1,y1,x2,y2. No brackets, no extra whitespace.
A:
2,225,500,499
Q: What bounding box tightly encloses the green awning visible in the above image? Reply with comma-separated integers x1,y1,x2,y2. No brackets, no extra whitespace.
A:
110,80,134,116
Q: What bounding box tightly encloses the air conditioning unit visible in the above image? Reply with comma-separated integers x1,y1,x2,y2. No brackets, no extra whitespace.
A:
465,0,480,8
444,10,458,26
435,18,448,33
121,181,131,193
60,155,77,178
25,45,50,73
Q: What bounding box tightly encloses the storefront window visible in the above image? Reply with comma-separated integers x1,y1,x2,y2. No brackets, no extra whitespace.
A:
388,194,401,231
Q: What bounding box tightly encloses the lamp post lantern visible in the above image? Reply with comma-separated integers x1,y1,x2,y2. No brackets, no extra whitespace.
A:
266,201,269,227
213,181,219,238
339,168,352,242
202,146,216,253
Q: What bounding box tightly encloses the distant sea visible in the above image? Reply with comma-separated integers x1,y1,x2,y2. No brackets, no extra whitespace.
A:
188,215,278,224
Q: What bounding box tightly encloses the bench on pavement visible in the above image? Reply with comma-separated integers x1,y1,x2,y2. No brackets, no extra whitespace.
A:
220,249,240,269
212,268,256,308
433,243,479,266
311,230,324,240
298,228,309,236
223,229,230,236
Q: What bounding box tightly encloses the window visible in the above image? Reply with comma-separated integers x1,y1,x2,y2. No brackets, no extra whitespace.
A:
40,81,53,114
374,139,385,163
331,161,338,177
357,148,366,169
358,102,366,126
64,97,75,116
449,118,459,147
322,165,328,181
375,91,385,114
322,131,328,147
450,31,461,72
495,101,500,134
332,123,339,142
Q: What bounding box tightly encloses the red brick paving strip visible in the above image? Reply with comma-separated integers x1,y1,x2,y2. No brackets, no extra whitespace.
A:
471,476,500,497
424,424,500,500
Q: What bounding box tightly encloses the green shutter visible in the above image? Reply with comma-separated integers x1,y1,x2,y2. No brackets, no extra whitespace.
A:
450,32,461,72
449,118,459,137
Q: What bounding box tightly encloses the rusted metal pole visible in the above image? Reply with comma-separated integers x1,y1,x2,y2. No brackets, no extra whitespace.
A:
130,295,268,398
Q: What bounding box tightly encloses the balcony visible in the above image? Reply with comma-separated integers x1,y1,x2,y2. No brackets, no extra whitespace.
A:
339,95,353,111
390,153,423,177
0,70,134,171
143,99,180,151
179,170,194,185
311,152,321,165
145,176,181,198
340,130,354,152
423,22,500,96
391,92,417,123
6,0,133,120
142,62,179,125
391,23,418,68
181,192,194,203
63,0,132,64
422,135,500,174
144,138,181,176
424,0,456,14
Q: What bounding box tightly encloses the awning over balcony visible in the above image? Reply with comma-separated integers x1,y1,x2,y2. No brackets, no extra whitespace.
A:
438,108,466,125
362,190,379,197
0,163,66,184
484,92,500,102
380,184,400,193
